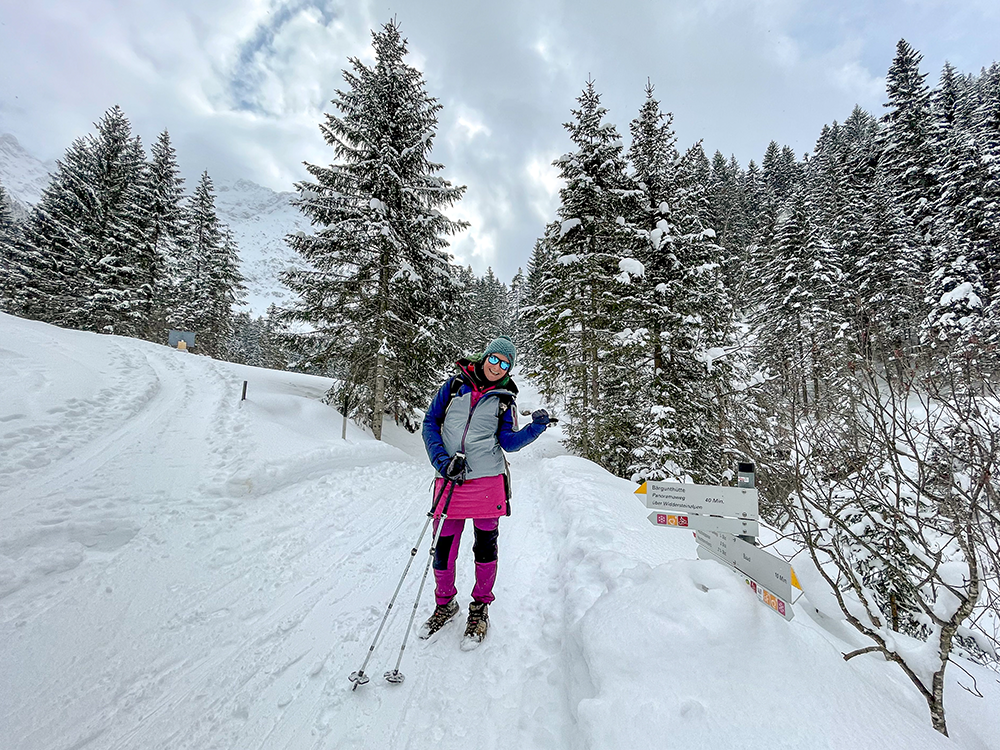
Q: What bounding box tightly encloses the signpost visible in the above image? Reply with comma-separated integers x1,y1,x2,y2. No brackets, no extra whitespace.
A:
647,512,759,537
168,330,196,351
695,530,797,602
635,481,758,519
635,466,800,621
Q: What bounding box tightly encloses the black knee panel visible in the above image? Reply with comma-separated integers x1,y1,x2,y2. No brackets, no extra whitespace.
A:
434,535,455,570
473,526,499,564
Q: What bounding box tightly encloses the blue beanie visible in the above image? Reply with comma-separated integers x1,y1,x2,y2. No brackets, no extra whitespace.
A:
483,335,516,369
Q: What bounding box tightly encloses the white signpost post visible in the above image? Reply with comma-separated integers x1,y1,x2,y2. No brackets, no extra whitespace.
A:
636,468,800,621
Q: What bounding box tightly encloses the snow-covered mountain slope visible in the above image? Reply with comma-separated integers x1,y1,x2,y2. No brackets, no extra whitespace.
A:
0,134,53,219
0,134,306,317
1,312,998,750
214,177,309,317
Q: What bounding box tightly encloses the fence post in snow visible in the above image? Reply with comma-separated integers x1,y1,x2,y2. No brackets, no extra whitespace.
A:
241,381,248,402
737,462,756,545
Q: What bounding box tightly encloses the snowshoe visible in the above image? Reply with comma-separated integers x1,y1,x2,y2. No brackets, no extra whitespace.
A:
418,599,459,640
460,601,489,651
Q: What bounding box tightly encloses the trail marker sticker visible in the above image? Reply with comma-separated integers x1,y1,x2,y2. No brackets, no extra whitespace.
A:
648,512,759,536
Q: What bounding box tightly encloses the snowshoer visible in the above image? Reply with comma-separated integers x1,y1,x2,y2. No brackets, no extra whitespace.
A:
420,335,551,648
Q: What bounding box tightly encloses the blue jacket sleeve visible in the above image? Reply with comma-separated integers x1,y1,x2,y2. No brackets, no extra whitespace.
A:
422,379,454,474
497,404,546,452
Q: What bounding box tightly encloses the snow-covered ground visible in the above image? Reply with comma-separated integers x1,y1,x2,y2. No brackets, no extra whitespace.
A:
2,312,999,750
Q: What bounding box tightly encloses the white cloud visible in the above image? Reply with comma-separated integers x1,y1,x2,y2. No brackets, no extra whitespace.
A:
2,0,998,287
448,109,492,148
525,154,561,223
829,60,885,103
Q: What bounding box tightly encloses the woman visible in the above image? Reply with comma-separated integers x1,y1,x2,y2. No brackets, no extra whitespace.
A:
420,335,550,648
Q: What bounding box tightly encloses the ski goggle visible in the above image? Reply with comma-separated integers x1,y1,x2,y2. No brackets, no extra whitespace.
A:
486,354,511,371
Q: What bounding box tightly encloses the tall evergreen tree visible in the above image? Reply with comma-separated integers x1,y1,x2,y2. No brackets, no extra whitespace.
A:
142,130,188,341
625,84,686,479
508,267,527,350
81,106,150,336
877,39,939,334
280,20,467,439
16,137,93,324
0,183,23,314
541,79,640,465
18,107,149,335
172,172,244,357
0,185,11,230
974,64,1000,343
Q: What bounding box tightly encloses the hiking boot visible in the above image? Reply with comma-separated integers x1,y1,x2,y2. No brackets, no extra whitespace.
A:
461,601,489,650
418,599,459,640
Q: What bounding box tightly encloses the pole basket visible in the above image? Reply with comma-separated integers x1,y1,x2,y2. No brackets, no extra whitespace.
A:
348,671,370,689
384,669,405,685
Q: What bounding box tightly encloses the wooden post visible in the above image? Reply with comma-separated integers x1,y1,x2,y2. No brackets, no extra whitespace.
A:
241,381,248,401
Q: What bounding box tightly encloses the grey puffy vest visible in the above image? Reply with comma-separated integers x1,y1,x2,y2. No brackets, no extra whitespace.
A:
439,387,514,481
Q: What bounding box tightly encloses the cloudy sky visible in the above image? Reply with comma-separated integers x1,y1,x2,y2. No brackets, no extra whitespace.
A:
1,0,998,283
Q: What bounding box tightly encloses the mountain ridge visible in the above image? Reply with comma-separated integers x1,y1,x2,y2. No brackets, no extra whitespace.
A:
0,133,306,316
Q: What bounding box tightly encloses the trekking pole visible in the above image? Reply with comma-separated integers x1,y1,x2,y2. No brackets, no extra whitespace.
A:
384,465,461,685
348,478,452,691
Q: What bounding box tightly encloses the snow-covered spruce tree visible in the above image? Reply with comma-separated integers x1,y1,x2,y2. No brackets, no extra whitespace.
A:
79,106,151,337
749,142,800,298
829,106,881,358
446,264,478,354
708,151,754,284
923,62,998,353
206,228,246,356
623,84,685,481
141,130,188,342
0,183,19,312
227,307,286,369
0,184,11,232
473,267,511,341
14,137,93,324
876,40,940,341
755,188,845,414
19,107,150,334
519,232,563,391
446,266,510,358
974,65,1000,306
508,267,527,350
669,142,739,482
171,172,245,357
542,79,642,468
280,21,466,439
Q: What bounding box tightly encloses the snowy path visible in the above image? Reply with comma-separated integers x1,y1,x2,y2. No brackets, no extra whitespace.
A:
2,314,999,750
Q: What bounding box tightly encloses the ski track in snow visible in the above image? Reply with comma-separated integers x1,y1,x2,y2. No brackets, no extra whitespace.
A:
2,314,999,750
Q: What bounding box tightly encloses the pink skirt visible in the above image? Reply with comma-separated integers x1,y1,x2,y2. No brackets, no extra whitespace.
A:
432,475,508,519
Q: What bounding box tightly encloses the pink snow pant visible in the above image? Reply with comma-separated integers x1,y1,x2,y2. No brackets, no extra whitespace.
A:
433,518,499,606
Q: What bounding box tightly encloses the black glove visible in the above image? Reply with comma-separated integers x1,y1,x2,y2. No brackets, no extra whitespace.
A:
443,453,467,484
531,409,550,427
